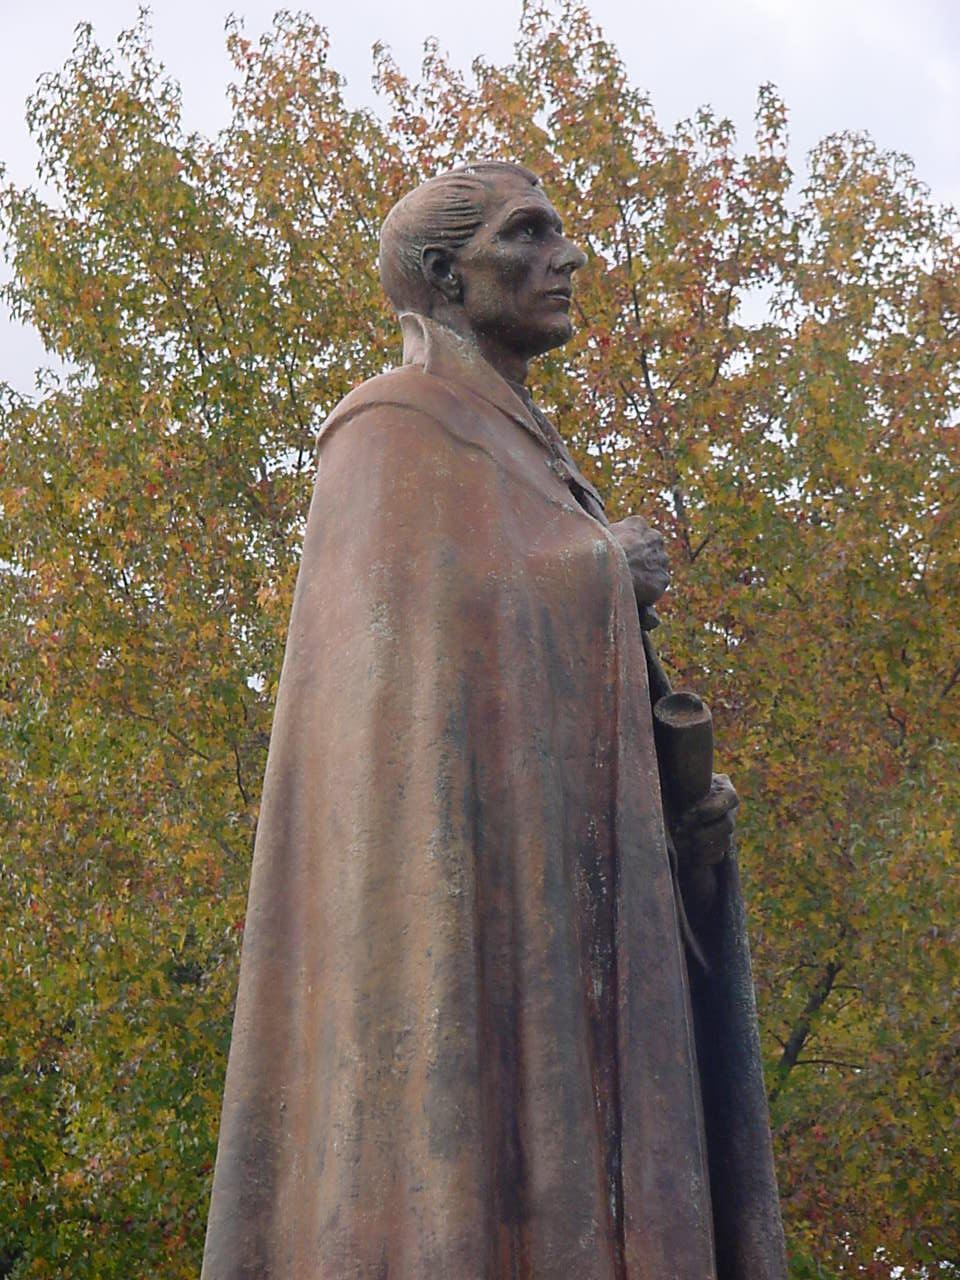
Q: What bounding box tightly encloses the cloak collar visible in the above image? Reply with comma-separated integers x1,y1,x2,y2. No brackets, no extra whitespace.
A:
400,311,550,448
399,311,605,510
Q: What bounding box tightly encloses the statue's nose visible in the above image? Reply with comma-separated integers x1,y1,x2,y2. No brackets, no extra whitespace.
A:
554,236,588,274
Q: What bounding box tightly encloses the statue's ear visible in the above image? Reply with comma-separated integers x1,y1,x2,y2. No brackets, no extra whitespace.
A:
421,246,462,303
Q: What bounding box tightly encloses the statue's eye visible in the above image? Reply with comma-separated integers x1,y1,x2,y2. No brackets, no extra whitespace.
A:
516,221,537,240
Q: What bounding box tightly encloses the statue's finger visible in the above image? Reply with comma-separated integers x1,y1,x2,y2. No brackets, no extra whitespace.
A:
698,788,738,825
692,818,733,864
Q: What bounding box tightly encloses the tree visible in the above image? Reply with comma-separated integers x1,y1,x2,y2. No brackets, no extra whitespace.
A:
1,6,957,1275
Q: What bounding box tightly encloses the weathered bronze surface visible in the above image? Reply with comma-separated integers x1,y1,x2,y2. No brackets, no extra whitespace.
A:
202,163,788,1279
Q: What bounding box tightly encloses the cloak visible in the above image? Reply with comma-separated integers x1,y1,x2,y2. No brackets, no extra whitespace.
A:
201,314,787,1279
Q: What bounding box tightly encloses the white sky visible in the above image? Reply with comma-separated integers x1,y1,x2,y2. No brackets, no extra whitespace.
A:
1,0,958,393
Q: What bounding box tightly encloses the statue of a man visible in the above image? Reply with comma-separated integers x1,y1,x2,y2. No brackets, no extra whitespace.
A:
202,162,787,1279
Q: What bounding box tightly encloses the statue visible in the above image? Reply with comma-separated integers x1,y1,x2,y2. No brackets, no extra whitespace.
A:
201,161,788,1279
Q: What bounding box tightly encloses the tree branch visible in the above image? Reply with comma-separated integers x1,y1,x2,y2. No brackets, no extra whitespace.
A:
941,658,960,700
769,958,843,1104
794,1056,862,1071
232,740,250,807
874,670,907,744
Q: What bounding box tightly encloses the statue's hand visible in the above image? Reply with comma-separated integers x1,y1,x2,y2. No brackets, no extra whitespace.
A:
672,773,739,871
609,516,669,607
671,774,738,925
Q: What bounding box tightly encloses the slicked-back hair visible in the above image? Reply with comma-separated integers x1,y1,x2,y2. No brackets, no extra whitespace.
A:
379,161,540,315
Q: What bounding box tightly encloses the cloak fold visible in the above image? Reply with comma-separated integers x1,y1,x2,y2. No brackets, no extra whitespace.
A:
202,314,786,1279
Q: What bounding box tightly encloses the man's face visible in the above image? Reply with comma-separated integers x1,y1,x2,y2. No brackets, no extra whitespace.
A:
451,174,588,361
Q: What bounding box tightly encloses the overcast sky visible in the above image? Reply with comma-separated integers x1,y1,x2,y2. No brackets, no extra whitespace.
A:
2,0,958,392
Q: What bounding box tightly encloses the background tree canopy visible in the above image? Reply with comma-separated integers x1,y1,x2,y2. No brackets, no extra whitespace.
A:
0,5,957,1276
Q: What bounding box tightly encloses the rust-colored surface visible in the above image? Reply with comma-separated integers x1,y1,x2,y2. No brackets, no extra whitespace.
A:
201,315,785,1278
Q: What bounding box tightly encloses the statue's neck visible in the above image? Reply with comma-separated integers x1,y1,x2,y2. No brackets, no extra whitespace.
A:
473,333,530,386
426,306,531,386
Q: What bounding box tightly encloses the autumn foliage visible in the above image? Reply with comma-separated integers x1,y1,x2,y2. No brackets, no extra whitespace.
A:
1,6,958,1276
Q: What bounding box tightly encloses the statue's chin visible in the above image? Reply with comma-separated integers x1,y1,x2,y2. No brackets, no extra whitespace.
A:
458,311,575,367
532,318,574,355
515,313,574,359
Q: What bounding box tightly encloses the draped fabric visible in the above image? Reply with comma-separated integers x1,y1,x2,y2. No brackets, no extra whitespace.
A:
201,315,787,1279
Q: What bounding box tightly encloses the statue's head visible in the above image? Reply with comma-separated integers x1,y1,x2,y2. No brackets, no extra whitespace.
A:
379,161,588,369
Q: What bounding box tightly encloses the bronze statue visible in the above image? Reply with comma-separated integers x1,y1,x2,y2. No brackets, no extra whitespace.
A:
202,162,788,1279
